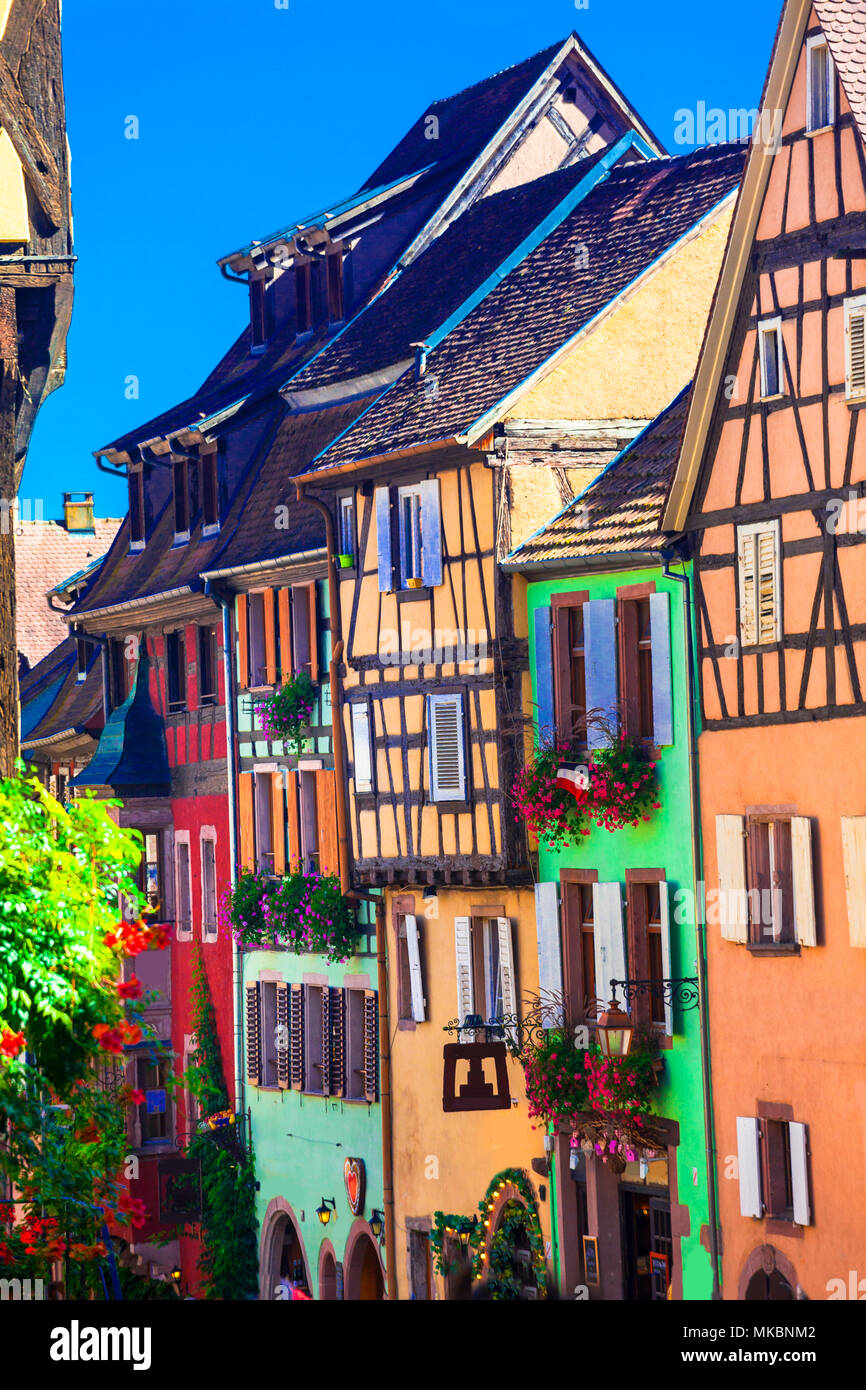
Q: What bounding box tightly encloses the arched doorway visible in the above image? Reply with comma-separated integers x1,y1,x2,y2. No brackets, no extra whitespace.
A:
344,1229,385,1300
277,1220,310,1295
745,1268,795,1300
738,1245,798,1302
319,1247,338,1301
259,1199,312,1300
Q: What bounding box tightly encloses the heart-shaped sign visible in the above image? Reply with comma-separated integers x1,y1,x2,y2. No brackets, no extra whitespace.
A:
344,1157,365,1216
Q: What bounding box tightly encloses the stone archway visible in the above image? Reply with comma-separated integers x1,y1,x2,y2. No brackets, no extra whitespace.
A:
318,1239,338,1300
738,1244,799,1301
343,1219,385,1301
259,1197,312,1300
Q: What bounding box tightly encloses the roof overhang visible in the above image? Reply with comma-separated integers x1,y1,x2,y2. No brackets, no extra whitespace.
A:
502,547,667,574
292,437,473,487
201,547,328,589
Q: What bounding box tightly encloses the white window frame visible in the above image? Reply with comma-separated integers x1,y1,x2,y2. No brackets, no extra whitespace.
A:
806,33,835,135
398,484,424,586
351,701,374,794
844,294,866,400
427,692,467,803
737,520,781,647
199,827,218,944
338,494,355,561
174,830,193,943
757,316,784,399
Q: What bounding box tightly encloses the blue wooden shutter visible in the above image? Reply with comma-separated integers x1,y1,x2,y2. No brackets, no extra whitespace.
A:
533,605,554,743
650,591,673,746
420,480,443,587
584,598,618,749
534,881,563,1026
375,487,393,592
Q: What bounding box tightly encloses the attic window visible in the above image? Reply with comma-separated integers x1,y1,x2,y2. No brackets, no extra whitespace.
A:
202,450,219,532
250,277,270,353
76,637,89,683
172,458,190,541
806,35,834,133
129,468,145,549
327,248,344,324
295,261,313,335
758,318,783,399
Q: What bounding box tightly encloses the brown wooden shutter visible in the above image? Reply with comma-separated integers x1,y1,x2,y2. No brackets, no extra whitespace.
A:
276,982,290,1089
307,583,318,682
321,986,332,1096
264,589,277,687
363,989,379,1103
287,771,301,868
315,770,338,878
278,587,292,679
329,987,345,1097
290,983,305,1090
245,982,261,1085
237,594,249,690
238,772,255,870
271,773,286,876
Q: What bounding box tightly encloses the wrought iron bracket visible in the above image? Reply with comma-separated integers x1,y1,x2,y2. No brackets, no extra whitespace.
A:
609,977,700,1011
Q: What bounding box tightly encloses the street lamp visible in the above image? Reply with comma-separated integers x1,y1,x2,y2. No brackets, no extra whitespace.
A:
316,1197,336,1226
369,1209,385,1241
595,997,634,1059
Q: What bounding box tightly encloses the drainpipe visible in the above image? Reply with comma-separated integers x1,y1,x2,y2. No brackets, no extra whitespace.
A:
204,580,243,1114
662,549,722,1301
293,482,351,895
353,889,396,1300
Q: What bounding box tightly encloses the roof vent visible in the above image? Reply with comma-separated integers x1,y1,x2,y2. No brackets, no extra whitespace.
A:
63,492,95,533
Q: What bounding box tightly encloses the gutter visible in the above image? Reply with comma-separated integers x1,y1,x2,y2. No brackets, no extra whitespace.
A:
199,548,327,583
662,548,722,1301
502,547,664,574
71,586,197,623
20,726,83,751
297,435,463,487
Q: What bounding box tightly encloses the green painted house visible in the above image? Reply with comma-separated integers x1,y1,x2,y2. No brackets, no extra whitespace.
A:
505,386,718,1302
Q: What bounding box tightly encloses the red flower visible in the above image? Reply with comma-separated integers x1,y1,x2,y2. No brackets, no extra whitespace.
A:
0,1028,25,1059
118,976,142,999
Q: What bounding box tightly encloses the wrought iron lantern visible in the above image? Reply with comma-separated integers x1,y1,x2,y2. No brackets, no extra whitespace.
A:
595,997,635,1059
316,1197,336,1226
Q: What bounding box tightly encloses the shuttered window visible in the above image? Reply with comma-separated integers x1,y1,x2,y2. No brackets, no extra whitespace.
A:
562,879,598,1023
172,457,190,539
175,835,192,942
328,987,345,1096
428,693,466,802
200,834,218,943
841,816,866,946
253,771,275,874
737,522,780,647
397,480,443,588
806,34,834,132
715,814,748,942
626,877,671,1032
166,630,186,713
290,984,305,1090
276,982,290,1089
345,988,366,1099
305,985,325,1094
758,317,783,398
260,981,279,1087
591,882,626,1011
404,914,426,1023
351,701,374,794
535,881,564,1027
552,593,588,744
201,450,219,529
583,599,617,749
745,814,814,947
245,982,261,1086
363,990,379,1103
738,1116,812,1225
845,296,866,399
736,1116,762,1218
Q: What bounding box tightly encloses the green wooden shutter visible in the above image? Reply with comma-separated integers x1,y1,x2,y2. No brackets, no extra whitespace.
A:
363,989,379,1103
245,982,261,1086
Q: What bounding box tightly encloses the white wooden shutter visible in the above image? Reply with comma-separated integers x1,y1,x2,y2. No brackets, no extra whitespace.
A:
584,599,618,748
405,914,426,1023
737,529,757,647
350,702,373,793
649,591,673,746
454,916,474,1035
846,298,866,398
715,814,748,943
756,525,779,644
841,816,866,947
659,881,674,1036
736,1116,762,1218
496,917,517,1017
789,1121,811,1226
428,693,465,801
592,882,626,1010
534,881,563,1027
790,817,816,946
375,486,393,592
419,479,443,588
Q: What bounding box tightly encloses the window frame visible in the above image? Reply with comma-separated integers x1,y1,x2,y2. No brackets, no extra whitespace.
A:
561,869,599,1023
128,466,146,551
295,260,313,337
844,294,866,401
165,628,187,714
806,33,835,135
344,986,366,1101
249,275,270,354
197,624,219,707
174,830,193,943
757,316,784,400
252,768,276,875
172,457,190,543
745,813,795,947
201,449,220,535
398,483,424,586
617,583,656,743
200,827,218,944
737,519,781,648
427,691,467,804
338,492,355,562
624,868,667,1032
247,591,269,690
326,247,344,325
552,590,589,744
350,699,374,795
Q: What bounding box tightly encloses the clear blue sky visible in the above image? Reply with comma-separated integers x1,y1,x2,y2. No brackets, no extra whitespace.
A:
23,0,783,517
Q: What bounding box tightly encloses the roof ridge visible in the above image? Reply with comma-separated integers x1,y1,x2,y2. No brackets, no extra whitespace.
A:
425,34,569,110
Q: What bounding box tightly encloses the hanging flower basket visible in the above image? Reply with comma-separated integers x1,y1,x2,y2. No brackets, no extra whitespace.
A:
219,867,360,964
588,731,660,831
512,733,660,849
511,741,592,851
252,673,317,754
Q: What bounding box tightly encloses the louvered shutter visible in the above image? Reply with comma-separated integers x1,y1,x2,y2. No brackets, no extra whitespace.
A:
238,772,255,870
841,816,866,946
290,983,305,1090
534,881,563,1026
264,589,277,686
321,987,332,1096
428,693,466,801
789,1122,811,1226
237,593,249,690
351,702,373,793
275,982,290,1089
649,591,673,746
790,817,816,946
363,990,379,1103
278,587,292,678
245,982,261,1086
533,606,554,743
592,882,626,1010
496,915,517,1014
584,599,618,748
329,988,345,1096
737,531,757,647
757,527,779,644
658,881,674,1035
715,814,748,943
286,771,301,868
375,487,393,592
405,914,426,1022
315,770,338,877
271,773,286,877
846,302,866,397
736,1116,763,1218
419,479,443,588
307,583,319,682
454,915,474,1035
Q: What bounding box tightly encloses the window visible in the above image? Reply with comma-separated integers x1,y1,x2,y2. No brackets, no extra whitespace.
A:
844,295,866,400
76,636,90,684
109,638,130,711
351,701,374,794
746,815,794,945
253,771,275,874
454,915,517,1031
553,595,588,742
201,451,219,531
626,877,669,1029
166,630,187,713
295,261,313,335
247,592,268,687
736,1115,811,1225
129,467,145,548
562,878,597,1020
427,693,466,802
327,248,344,324
619,595,655,742
172,458,190,540
305,985,325,1093
400,486,423,583
291,583,315,678
198,625,218,706
375,481,443,591
299,770,318,874
338,493,355,561
250,276,270,352
175,834,192,942
737,521,780,646
200,832,217,943
715,813,815,946
806,34,834,133
395,912,426,1023
345,988,366,1100
758,317,783,399
136,1056,170,1145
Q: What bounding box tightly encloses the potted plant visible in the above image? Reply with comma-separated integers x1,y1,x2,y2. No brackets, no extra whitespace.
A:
406,576,424,589
252,673,317,755
336,553,353,568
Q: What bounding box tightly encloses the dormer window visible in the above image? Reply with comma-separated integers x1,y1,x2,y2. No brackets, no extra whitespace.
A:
173,458,190,542
758,317,783,399
201,449,220,534
250,276,270,354
295,261,313,336
75,636,89,683
129,466,145,550
327,248,344,325
806,35,834,133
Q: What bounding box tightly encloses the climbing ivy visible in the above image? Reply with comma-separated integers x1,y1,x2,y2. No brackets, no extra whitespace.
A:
431,1167,548,1300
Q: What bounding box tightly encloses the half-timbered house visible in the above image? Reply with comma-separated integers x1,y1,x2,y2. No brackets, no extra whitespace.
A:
663,0,866,1300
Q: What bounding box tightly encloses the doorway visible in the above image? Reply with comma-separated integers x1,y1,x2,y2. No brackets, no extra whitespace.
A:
621,1189,672,1300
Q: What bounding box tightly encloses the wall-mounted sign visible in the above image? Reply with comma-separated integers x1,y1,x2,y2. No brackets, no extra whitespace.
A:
442,1042,511,1112
582,1234,600,1287
344,1157,365,1216
555,764,589,798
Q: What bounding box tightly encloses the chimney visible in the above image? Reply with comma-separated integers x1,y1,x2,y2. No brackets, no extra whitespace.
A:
63,492,95,533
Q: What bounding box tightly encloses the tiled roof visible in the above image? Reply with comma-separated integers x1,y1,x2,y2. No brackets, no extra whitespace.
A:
20,637,105,749
508,387,691,565
361,39,567,190
304,142,746,472
15,516,122,666
814,1,866,145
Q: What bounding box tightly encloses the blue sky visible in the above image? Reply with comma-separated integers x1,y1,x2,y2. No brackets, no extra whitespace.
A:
24,0,782,517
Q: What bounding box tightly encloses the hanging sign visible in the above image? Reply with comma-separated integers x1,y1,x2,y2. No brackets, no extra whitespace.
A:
344,1157,366,1216
555,764,590,799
